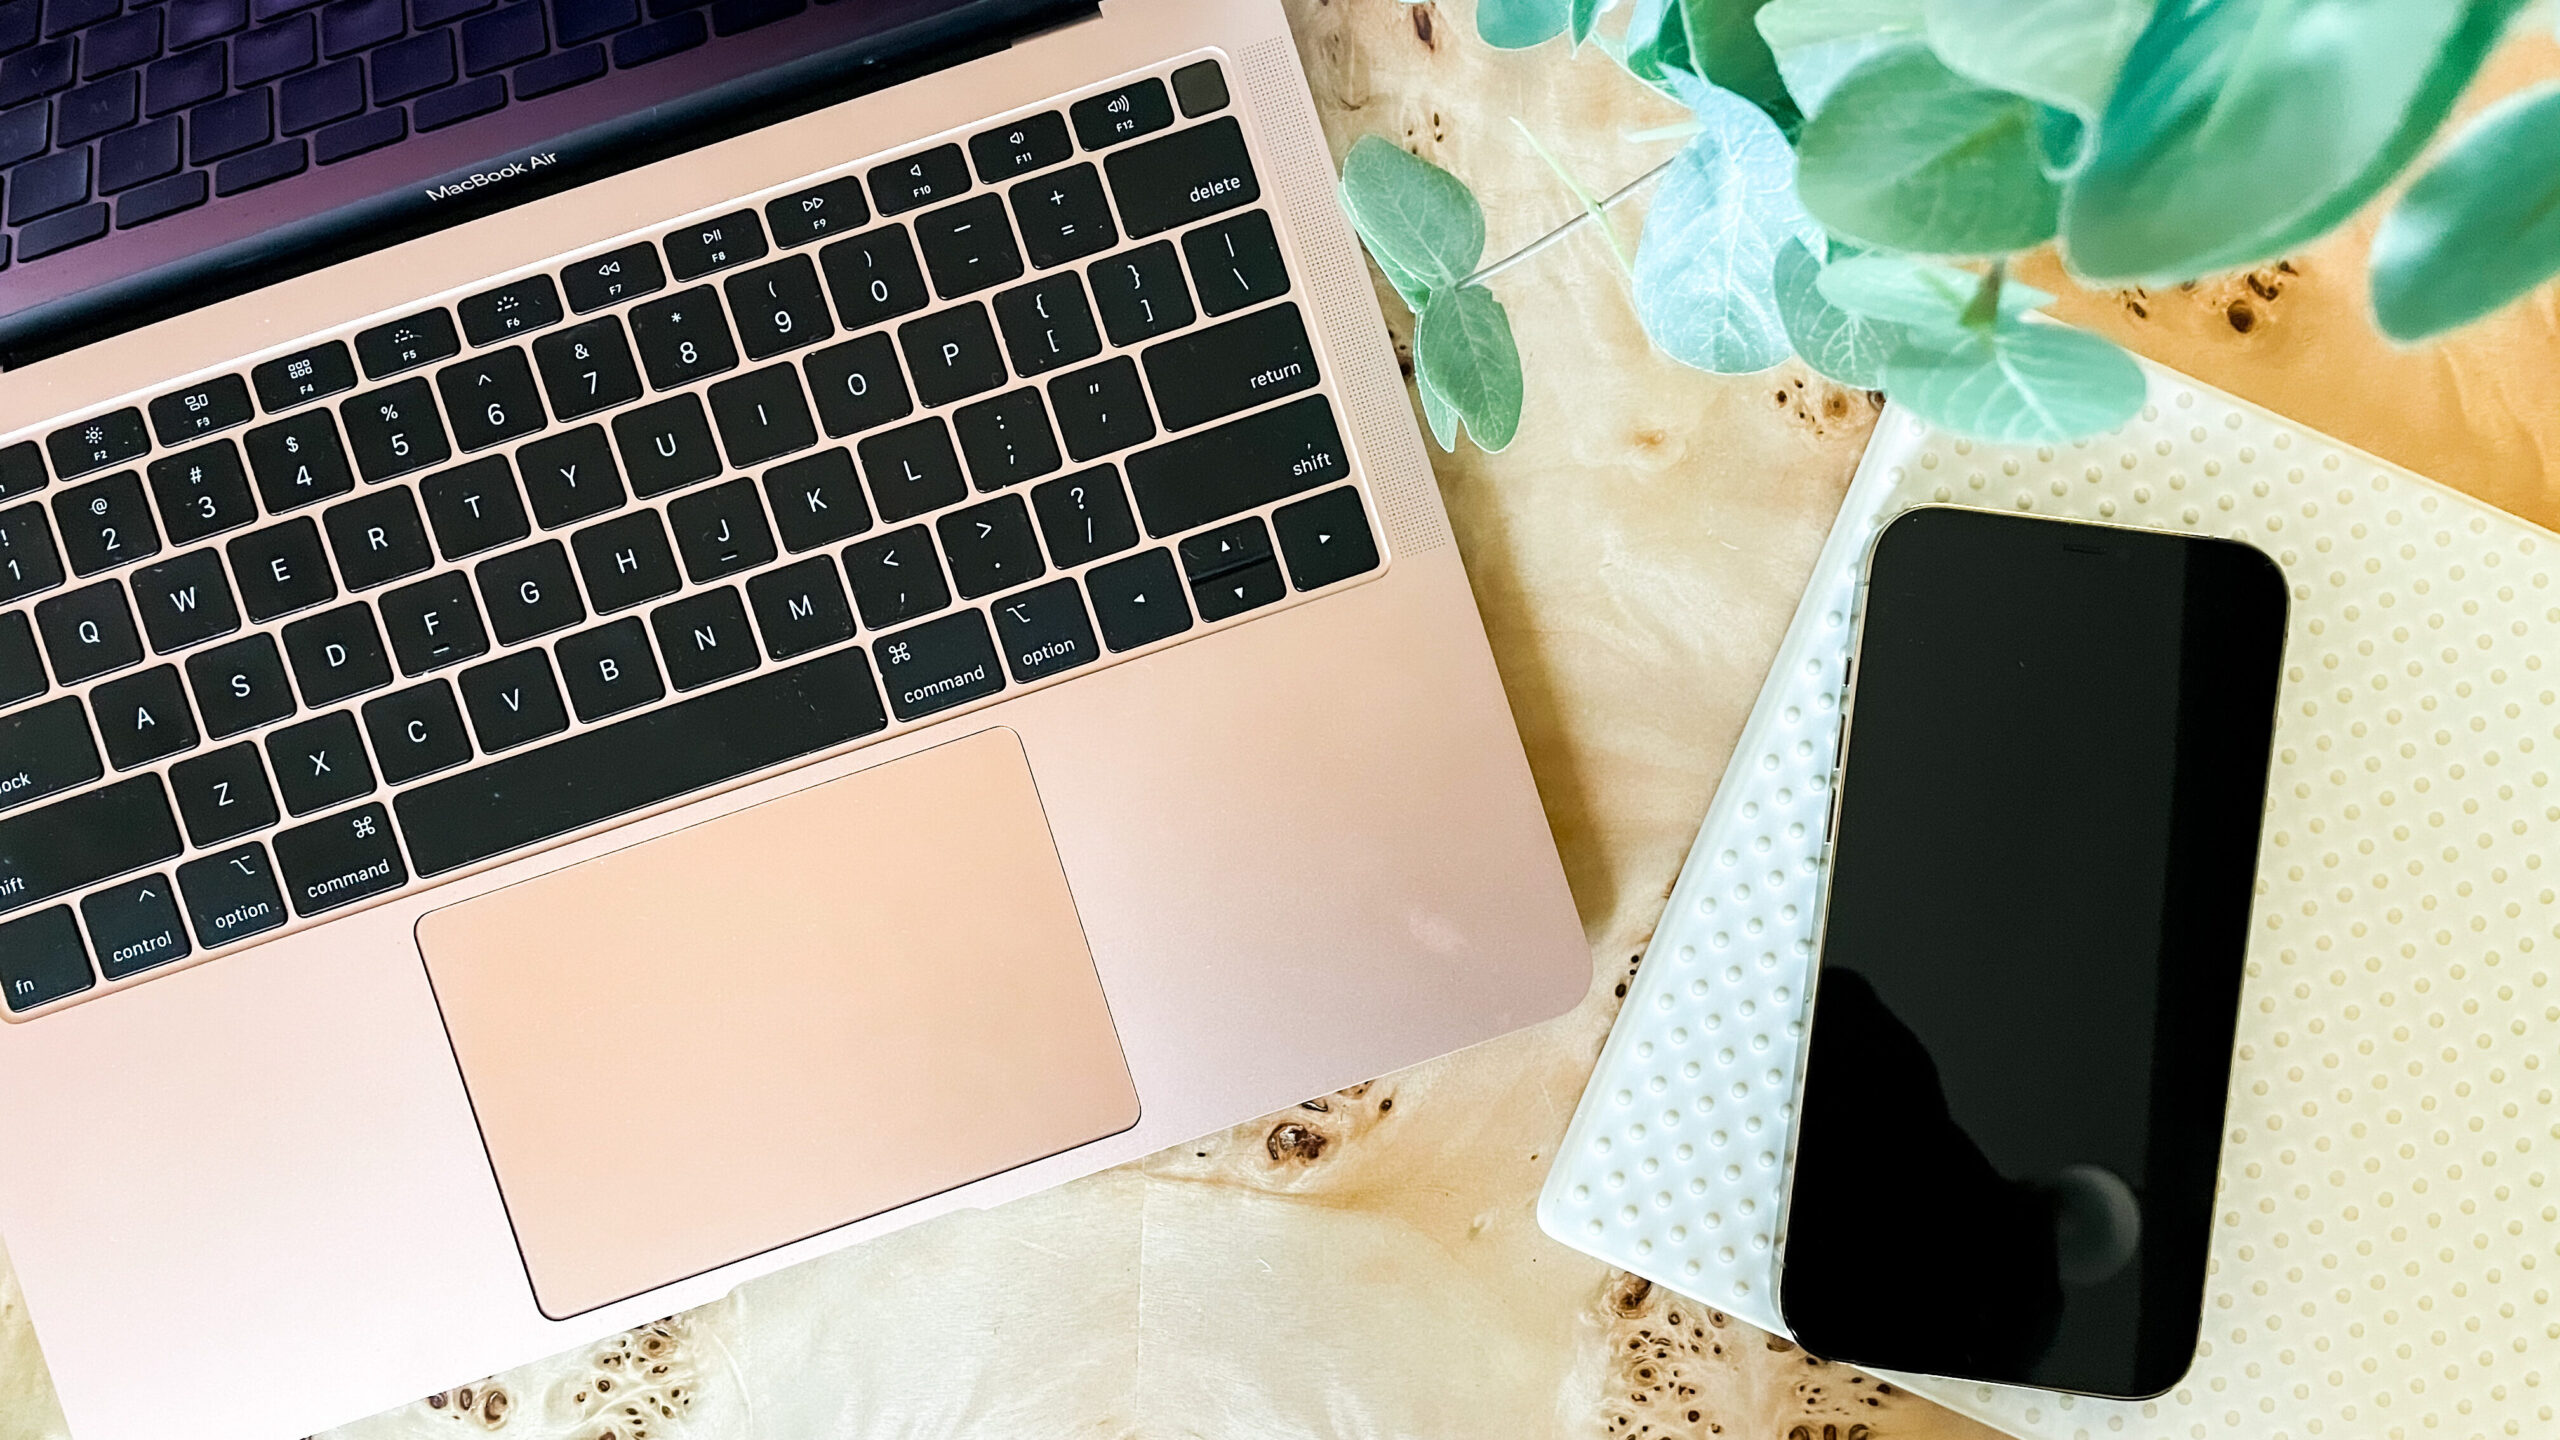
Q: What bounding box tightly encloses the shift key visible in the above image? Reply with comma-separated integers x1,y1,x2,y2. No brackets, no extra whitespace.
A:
0,775,184,915
0,696,102,813
1103,117,1260,238
1124,393,1350,538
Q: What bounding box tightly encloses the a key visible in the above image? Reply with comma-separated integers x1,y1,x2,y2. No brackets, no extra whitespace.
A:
35,581,142,684
571,509,680,613
148,373,254,446
562,242,667,313
629,286,739,390
185,633,294,737
0,696,102,811
149,441,259,544
1029,464,1138,569
664,209,767,281
854,418,967,525
1105,116,1260,238
0,612,45,706
84,872,191,979
0,906,89,1011
554,617,663,721
1125,391,1347,535
1141,301,1318,432
459,274,564,345
1173,58,1228,117
1272,485,1380,591
322,489,432,592
706,365,818,469
280,602,392,705
397,645,885,876
766,176,869,248
531,315,645,422
840,525,948,630
437,348,548,451
360,681,471,783
1070,77,1172,150
474,540,585,644
993,272,1103,378
745,556,854,659
762,448,871,552
251,341,358,411
1084,546,1191,651
937,494,1044,600
420,455,532,560
612,393,721,497
0,505,62,604
244,410,360,513
0,774,183,917
458,648,568,752
897,303,1008,409
723,254,835,360
341,378,452,483
516,425,627,529
47,408,150,480
1089,239,1195,347
867,143,968,216
914,193,1024,301
226,517,337,621
91,665,200,770
378,571,490,675
667,478,776,582
53,470,161,575
0,446,40,504
1045,356,1156,462
801,331,914,438
131,549,241,652
1007,164,1115,270
989,576,1098,683
953,389,1063,491
272,801,406,916
169,742,279,847
650,586,758,691
1183,210,1290,316
817,225,929,332
873,607,1002,721
266,710,375,815
354,307,461,378
969,110,1070,184
175,841,287,946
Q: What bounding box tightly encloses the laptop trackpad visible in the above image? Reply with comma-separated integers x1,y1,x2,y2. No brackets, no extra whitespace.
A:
416,727,1139,1319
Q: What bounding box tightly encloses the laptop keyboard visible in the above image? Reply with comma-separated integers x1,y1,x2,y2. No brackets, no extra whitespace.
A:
0,56,1387,1016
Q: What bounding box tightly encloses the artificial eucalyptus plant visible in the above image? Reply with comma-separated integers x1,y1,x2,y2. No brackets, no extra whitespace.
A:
1341,0,2560,451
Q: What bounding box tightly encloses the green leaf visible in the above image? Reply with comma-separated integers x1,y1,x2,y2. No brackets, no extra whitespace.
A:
1571,0,1613,45
1632,82,1821,373
1774,237,1903,386
1754,0,1922,115
1478,0,1574,49
1679,0,1803,132
1921,0,2154,119
2062,0,2527,284
1794,45,2061,254
1815,252,2051,328
1883,321,2146,442
1417,367,1462,450
2371,80,2560,341
1336,136,1486,313
1416,285,1525,451
1624,0,1695,88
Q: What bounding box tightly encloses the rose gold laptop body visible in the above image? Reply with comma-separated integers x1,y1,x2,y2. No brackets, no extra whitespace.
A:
0,1,1584,1434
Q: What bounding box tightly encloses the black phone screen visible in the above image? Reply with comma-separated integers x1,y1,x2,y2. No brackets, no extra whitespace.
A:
1776,507,2288,1399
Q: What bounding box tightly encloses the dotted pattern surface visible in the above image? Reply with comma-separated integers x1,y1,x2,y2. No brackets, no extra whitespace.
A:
1538,364,2560,1440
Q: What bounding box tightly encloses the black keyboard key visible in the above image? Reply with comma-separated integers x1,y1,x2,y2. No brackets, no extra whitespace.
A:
953,388,1060,491
217,134,306,191
571,507,677,612
53,469,159,574
896,303,1004,409
512,39,602,97
666,477,771,582
273,800,404,915
744,554,849,659
322,486,431,589
866,142,964,216
549,0,629,46
765,174,865,247
168,0,246,48
1273,484,1380,591
0,695,100,809
341,377,450,481
0,612,44,705
936,493,1041,600
854,417,963,525
46,407,147,480
460,0,544,71
969,109,1067,183
146,43,225,115
514,425,623,528
177,839,285,944
19,197,108,257
1126,393,1346,538
92,663,197,768
0,444,44,503
762,447,867,552
354,307,460,378
913,192,1021,300
648,585,753,690
360,680,468,781
561,240,664,312
0,38,69,108
611,392,717,497
531,314,643,421
460,274,563,345
414,0,487,23
664,207,764,280
149,372,253,445
0,103,40,169
40,0,103,40
838,523,943,630
1183,209,1287,316
278,600,387,704
706,364,815,468
368,27,451,102
1091,241,1193,347
226,516,335,620
1189,558,1283,621
0,773,181,917
1069,77,1170,151
474,538,581,642
1084,546,1188,651
801,331,911,438
708,0,795,35
98,113,180,192
0,905,88,1009
169,741,276,846
149,440,257,543
313,104,403,163
1172,57,1226,117
379,569,487,674
817,224,927,331
188,87,270,163
0,504,61,602
629,285,736,389
458,646,565,750
993,272,1100,377
277,55,358,132
990,575,1096,683
131,548,239,651
185,631,291,736
58,75,139,147
722,253,831,360
319,0,397,55
230,16,310,86
7,140,88,223
251,341,356,411
436,348,546,451
554,615,658,719
1045,355,1153,462
611,11,699,66
244,409,356,513
1009,164,1114,270
266,708,371,813
35,580,139,682
420,454,530,560
1106,116,1258,238
84,872,189,979
1143,301,1317,432
874,607,998,720
1029,464,1135,568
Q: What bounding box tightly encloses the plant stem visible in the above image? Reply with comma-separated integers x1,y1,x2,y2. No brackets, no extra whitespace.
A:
1458,153,1678,289
1962,257,2007,329
1511,118,1634,277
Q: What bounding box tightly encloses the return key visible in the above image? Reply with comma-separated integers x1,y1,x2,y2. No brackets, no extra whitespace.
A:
1139,302,1318,433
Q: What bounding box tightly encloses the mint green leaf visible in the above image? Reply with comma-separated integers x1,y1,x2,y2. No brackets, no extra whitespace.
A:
1632,83,1821,373
1417,367,1462,450
1883,321,2145,442
1572,0,1613,45
1774,237,1902,386
1478,0,1573,49
2372,80,2560,341
1921,0,2154,119
1814,253,2051,328
1416,286,1525,451
2063,0,2525,284
1624,0,1696,88
1794,45,2061,254
1337,136,1486,313
1754,0,1922,115
1769,34,1914,116
1680,0,1803,132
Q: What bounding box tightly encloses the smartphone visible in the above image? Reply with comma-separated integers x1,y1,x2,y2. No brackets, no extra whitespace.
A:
1775,506,2288,1399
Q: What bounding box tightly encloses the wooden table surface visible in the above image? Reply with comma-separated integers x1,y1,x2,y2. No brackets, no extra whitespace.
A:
8,7,2560,1439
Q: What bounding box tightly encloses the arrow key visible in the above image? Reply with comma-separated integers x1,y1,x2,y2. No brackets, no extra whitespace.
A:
1189,556,1283,623
1085,546,1190,653
1272,485,1380,592
82,872,191,979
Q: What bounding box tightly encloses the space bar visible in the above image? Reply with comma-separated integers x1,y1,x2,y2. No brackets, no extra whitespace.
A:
395,647,889,877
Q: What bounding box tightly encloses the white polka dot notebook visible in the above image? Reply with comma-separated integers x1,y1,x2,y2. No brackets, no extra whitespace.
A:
1537,359,2560,1440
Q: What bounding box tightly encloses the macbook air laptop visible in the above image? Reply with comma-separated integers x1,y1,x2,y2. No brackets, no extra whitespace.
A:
0,0,1588,1433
